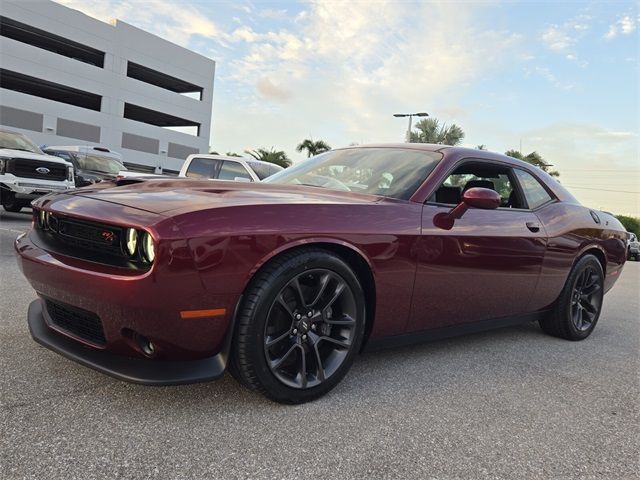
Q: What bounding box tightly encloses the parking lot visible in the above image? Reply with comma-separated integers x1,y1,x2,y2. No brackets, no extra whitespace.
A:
1,209,638,479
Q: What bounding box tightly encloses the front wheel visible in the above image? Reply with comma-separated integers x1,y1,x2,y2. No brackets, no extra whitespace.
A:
1,192,28,212
230,248,366,403
539,254,604,340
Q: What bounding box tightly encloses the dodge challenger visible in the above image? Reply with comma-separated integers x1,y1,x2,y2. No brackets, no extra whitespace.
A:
15,144,627,403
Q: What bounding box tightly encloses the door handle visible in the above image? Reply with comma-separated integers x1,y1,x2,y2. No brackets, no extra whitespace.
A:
526,222,541,233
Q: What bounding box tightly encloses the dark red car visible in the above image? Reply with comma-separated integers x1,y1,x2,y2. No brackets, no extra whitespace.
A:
16,144,627,403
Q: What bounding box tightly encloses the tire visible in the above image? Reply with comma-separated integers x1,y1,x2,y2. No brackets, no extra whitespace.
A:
230,248,366,403
1,192,27,213
539,254,604,341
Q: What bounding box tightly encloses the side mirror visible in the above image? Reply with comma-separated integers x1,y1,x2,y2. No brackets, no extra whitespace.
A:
434,187,501,230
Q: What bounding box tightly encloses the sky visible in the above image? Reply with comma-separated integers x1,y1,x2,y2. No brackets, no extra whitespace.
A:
57,0,639,216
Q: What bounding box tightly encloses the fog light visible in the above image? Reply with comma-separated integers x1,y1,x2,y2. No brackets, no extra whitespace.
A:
125,228,138,256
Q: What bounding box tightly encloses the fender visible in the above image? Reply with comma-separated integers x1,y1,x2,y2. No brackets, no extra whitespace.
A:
243,236,376,285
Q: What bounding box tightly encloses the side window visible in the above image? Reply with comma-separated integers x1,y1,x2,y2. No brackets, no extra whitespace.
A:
430,161,525,208
514,169,553,209
185,157,219,179
218,161,253,181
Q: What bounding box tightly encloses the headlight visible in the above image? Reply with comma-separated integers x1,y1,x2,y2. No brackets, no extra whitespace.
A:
67,166,74,182
0,158,5,174
39,210,46,229
125,228,138,256
141,232,155,263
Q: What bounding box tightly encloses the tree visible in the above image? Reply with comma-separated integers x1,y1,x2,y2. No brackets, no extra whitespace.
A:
296,138,331,158
616,215,640,236
245,148,292,168
225,152,242,157
409,118,465,145
505,149,560,177
476,144,487,150
209,150,219,155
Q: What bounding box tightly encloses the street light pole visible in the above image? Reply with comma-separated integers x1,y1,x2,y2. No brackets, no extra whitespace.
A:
393,112,429,143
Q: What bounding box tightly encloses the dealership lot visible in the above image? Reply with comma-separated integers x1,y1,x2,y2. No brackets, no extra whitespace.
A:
1,210,638,479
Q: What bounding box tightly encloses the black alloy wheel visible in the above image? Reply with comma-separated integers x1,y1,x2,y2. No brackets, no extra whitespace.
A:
539,254,604,341
570,265,602,332
263,269,357,389
230,248,365,403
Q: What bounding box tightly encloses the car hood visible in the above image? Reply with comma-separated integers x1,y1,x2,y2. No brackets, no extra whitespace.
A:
71,178,386,215
0,148,71,165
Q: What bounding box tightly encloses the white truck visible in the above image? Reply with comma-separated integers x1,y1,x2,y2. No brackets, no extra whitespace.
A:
0,128,75,212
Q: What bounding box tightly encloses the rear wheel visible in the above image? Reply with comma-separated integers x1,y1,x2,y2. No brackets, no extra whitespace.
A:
230,248,366,403
539,254,604,340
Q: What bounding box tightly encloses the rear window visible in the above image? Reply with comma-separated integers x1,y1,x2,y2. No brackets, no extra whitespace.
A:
246,161,279,180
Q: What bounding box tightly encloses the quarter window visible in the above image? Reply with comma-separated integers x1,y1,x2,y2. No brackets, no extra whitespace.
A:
218,161,253,181
514,169,553,209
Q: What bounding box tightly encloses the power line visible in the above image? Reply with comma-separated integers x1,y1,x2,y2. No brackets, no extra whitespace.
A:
563,185,640,194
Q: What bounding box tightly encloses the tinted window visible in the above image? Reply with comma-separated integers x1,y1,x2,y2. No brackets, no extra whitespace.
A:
186,157,219,179
76,154,122,174
246,161,273,180
265,148,442,200
431,162,525,208
514,169,553,209
218,161,252,181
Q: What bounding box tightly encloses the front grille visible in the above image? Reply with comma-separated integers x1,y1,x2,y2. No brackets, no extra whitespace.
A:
45,298,106,346
8,158,67,181
49,215,125,257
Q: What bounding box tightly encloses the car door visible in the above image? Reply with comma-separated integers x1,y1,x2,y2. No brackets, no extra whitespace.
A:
407,160,548,332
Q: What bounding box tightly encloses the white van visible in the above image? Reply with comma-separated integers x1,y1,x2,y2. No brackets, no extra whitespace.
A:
179,154,284,182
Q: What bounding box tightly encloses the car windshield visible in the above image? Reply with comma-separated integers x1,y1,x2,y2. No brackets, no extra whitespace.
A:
76,154,123,174
264,148,442,199
0,131,43,154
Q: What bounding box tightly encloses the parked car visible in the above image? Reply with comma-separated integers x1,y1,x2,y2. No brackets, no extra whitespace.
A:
16,144,627,403
179,154,284,182
44,146,163,186
0,128,74,212
627,232,639,261
41,145,123,164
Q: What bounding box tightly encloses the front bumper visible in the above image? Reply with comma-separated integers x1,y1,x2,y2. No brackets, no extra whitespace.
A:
28,299,225,385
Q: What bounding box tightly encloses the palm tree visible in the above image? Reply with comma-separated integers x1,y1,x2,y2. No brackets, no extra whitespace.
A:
409,118,465,146
476,144,487,150
296,138,331,158
505,150,559,177
245,148,292,168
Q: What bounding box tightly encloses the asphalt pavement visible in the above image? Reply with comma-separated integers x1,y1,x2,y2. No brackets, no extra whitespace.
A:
1,209,638,479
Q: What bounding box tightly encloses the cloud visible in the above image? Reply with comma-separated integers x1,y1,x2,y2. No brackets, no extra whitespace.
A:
255,77,291,102
541,13,592,62
542,26,574,52
604,14,637,39
57,0,225,46
530,66,575,90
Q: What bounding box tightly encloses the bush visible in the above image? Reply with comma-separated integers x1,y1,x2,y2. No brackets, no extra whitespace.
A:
616,215,640,236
